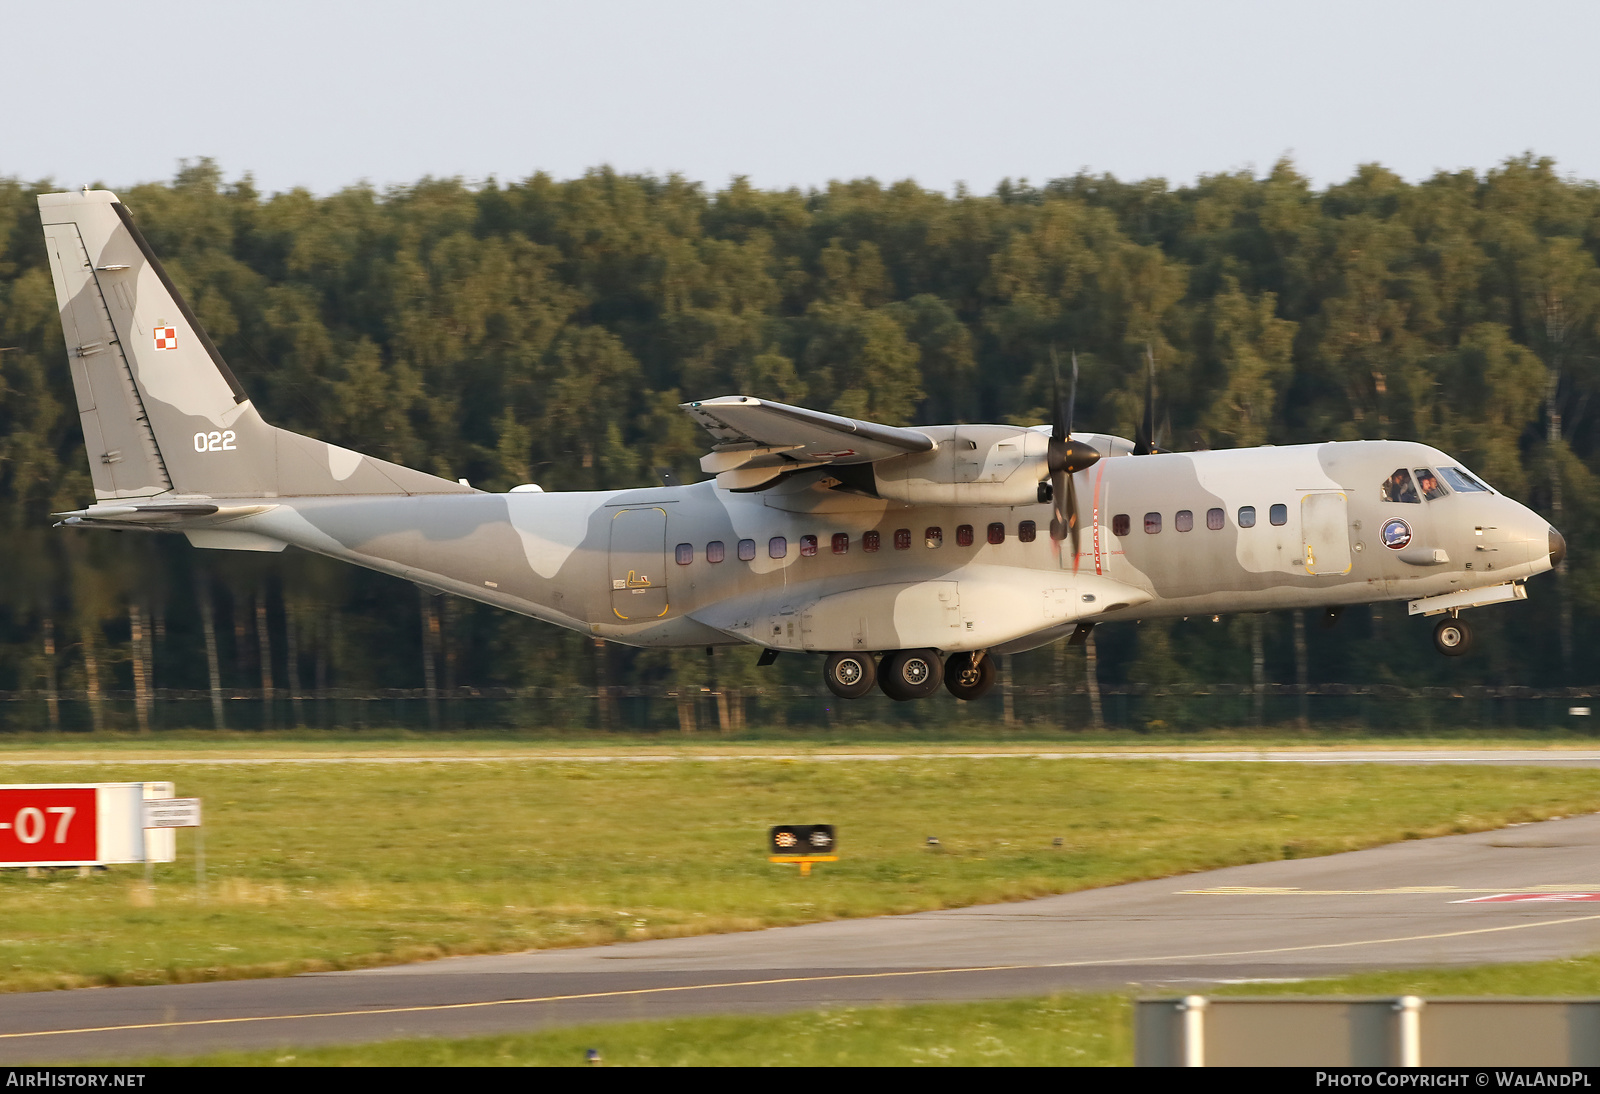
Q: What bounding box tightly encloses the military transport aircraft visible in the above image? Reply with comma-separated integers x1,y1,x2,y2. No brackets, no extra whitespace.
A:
38,189,1565,702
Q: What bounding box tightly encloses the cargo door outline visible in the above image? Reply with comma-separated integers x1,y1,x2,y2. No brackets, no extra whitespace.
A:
608,507,670,620
1301,491,1353,575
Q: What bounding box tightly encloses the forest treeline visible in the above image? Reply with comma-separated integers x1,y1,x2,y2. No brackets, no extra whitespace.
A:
0,156,1596,730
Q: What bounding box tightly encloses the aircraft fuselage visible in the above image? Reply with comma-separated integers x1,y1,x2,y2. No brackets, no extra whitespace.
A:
216,436,1554,654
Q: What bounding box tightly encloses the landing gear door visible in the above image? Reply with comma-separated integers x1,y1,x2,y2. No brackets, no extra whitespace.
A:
1301,492,1352,575
608,507,670,621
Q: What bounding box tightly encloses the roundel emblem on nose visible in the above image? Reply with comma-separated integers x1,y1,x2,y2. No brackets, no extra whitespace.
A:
1381,518,1412,550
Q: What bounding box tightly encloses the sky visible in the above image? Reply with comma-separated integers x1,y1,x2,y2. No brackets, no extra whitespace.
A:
7,0,1599,197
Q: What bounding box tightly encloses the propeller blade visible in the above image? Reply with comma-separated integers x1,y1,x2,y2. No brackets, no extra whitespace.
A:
1046,347,1095,566
1067,471,1082,571
1067,351,1079,436
1049,348,1065,441
1049,468,1068,542
1047,469,1085,572
1133,343,1157,455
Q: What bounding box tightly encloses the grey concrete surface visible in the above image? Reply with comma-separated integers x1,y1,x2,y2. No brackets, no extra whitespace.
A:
5,812,1600,1062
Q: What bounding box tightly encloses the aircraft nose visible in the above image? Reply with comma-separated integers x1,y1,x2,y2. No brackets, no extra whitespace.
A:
1550,526,1567,568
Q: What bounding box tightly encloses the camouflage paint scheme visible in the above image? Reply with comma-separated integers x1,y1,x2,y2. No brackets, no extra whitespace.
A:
40,191,1559,663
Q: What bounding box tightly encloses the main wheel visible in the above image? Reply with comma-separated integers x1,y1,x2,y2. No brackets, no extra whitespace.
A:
944,651,997,701
1433,617,1473,657
878,649,945,702
822,651,877,699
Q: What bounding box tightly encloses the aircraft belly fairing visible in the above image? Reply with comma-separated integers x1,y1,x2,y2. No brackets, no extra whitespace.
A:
687,566,1152,654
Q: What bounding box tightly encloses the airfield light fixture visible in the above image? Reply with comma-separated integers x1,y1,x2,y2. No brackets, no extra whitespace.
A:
769,825,838,876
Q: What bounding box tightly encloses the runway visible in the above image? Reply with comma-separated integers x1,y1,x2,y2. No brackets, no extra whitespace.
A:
6,811,1600,1062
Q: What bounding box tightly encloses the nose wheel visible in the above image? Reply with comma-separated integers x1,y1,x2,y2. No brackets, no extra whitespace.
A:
1433,617,1473,657
822,652,877,699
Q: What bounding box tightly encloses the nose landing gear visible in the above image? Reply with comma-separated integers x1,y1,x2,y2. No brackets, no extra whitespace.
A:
1433,616,1473,657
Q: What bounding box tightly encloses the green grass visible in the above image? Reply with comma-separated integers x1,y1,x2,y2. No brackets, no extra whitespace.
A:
2,725,1600,752
128,994,1136,1067
119,954,1600,1067
1,747,1598,994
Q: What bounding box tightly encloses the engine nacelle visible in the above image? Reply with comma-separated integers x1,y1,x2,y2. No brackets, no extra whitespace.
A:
872,425,1049,507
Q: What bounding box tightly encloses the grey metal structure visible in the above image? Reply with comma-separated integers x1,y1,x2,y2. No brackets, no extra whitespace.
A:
1138,995,1600,1067
39,190,1565,702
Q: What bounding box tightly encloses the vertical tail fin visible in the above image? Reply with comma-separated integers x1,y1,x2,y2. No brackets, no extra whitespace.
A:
38,190,471,500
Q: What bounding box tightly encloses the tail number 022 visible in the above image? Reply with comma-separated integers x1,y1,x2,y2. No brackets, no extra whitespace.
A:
194,430,237,452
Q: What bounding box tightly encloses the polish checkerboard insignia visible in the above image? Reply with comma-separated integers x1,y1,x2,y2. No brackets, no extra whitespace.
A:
153,320,176,351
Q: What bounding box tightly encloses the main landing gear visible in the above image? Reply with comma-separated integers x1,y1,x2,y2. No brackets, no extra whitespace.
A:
879,649,945,701
819,649,999,702
1433,616,1473,657
822,651,877,699
943,651,996,701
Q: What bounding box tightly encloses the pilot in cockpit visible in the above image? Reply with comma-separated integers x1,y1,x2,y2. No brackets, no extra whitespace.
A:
1383,468,1420,503
1416,468,1446,500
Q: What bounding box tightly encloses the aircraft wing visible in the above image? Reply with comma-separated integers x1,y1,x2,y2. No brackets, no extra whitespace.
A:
681,395,933,490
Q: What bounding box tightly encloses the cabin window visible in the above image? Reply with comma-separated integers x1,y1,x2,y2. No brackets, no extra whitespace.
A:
1238,506,1256,528
863,530,881,552
1439,466,1491,493
987,522,1005,545
1144,512,1162,534
925,527,943,549
675,543,693,565
894,528,912,550
1382,468,1420,504
799,535,818,557
738,539,756,561
956,524,974,547
706,540,725,563
832,532,850,555
1415,468,1448,500
1175,510,1194,532
769,536,787,559
1206,507,1224,530
1018,520,1037,543
1112,513,1130,537
1269,503,1288,526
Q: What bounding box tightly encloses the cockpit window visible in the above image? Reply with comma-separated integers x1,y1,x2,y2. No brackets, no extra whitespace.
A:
1414,468,1447,500
1382,468,1420,503
1438,466,1491,493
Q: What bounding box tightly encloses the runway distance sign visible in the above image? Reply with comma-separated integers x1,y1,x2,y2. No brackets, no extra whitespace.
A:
0,786,96,864
143,798,201,828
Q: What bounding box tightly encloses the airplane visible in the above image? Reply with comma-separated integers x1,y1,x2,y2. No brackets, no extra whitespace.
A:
38,189,1566,702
